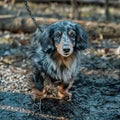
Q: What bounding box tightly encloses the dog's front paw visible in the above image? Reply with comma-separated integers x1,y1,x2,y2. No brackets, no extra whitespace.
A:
58,91,72,101
32,88,46,101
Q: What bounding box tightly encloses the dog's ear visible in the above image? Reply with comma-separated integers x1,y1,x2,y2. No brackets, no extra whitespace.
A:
75,24,88,50
40,28,54,53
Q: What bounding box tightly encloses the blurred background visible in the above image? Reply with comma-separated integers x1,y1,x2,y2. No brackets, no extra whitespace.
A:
1,0,120,21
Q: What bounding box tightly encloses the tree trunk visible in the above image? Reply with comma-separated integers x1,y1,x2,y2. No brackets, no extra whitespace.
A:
105,0,110,20
71,0,80,19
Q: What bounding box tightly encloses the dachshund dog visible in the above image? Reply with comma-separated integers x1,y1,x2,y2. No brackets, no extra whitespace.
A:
28,20,88,101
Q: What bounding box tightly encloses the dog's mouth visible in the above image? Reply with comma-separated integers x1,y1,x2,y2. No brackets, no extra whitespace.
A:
62,53,72,57
57,49,73,57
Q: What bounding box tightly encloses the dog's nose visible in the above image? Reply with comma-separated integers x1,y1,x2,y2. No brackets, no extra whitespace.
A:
63,48,70,53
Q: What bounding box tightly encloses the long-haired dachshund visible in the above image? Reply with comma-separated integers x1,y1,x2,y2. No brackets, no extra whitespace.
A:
28,20,88,101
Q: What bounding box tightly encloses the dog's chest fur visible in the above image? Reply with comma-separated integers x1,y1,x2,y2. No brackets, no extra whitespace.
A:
34,46,80,83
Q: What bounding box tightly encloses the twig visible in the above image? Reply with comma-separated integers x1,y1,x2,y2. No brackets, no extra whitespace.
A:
0,104,67,120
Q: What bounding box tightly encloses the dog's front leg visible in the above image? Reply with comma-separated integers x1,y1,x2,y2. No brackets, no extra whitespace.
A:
32,70,46,100
58,81,73,101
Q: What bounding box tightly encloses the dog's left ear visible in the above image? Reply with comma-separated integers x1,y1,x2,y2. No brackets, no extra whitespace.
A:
40,28,54,54
75,24,88,50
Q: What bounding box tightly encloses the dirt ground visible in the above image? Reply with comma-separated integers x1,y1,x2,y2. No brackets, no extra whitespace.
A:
0,33,120,120
0,2,120,120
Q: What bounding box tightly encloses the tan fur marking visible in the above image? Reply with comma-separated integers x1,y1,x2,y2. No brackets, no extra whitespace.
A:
52,50,75,69
31,85,46,100
57,85,72,100
55,42,63,52
61,55,74,69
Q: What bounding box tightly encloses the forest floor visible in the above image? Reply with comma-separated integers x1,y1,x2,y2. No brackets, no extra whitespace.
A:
0,2,120,120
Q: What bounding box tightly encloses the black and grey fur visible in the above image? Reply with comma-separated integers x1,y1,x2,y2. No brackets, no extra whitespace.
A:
28,20,88,99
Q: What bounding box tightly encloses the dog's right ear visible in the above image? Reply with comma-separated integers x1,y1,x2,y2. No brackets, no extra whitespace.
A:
75,24,89,50
39,28,54,54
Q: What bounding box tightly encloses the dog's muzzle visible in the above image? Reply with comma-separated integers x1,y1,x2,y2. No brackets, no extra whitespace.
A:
61,43,73,57
56,33,74,57
63,45,71,54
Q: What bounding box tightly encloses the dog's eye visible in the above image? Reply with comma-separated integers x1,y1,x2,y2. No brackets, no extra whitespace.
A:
68,31,75,38
55,31,62,38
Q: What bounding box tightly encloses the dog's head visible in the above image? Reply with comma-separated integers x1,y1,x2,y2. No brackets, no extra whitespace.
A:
39,21,88,57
